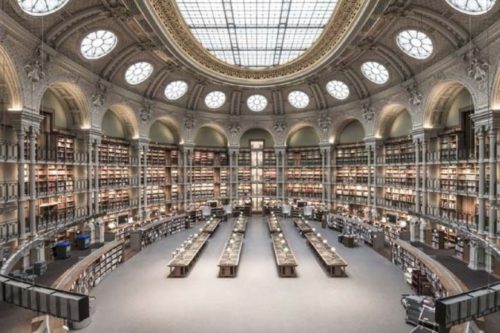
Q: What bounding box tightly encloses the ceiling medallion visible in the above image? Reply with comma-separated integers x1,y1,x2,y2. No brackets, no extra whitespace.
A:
144,0,370,86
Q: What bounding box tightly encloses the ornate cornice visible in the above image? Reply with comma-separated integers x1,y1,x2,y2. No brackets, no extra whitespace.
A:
144,0,371,86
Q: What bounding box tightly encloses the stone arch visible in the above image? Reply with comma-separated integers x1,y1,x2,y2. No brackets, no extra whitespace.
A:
491,59,500,109
238,127,276,148
38,81,91,129
331,118,366,144
422,80,473,129
374,104,414,138
148,116,181,144
193,123,228,147
0,44,23,110
101,104,140,139
285,124,321,147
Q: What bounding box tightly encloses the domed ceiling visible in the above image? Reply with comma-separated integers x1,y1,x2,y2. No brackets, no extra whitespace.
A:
3,0,500,115
139,0,372,86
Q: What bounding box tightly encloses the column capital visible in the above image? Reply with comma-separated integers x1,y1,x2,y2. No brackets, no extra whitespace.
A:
8,109,44,134
81,128,102,144
132,137,150,150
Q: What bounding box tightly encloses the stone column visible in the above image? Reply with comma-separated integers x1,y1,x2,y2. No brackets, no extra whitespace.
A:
410,218,418,242
468,240,479,270
366,145,372,214
275,147,286,202
415,139,421,214
87,139,93,216
29,128,37,235
137,143,142,217
143,145,148,216
488,128,496,239
17,130,27,242
477,127,485,235
94,141,100,214
422,139,428,215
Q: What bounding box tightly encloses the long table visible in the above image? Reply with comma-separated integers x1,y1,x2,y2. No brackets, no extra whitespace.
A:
267,216,280,234
294,218,313,235
202,218,222,235
168,233,210,277
304,232,348,277
218,233,244,277
233,218,248,234
271,233,298,277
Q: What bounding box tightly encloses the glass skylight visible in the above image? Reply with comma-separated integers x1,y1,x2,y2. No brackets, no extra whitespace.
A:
361,61,389,85
125,62,153,85
288,91,310,109
175,0,339,68
247,94,268,112
205,91,226,109
17,0,69,16
326,80,350,100
446,0,495,15
396,30,433,60
164,81,189,100
80,30,118,60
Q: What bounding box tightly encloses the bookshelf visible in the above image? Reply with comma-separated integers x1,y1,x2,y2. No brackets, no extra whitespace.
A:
69,240,124,295
99,139,130,165
335,144,369,166
384,138,415,164
191,149,229,206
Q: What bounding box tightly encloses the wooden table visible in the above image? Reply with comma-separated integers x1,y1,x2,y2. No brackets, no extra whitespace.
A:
304,233,348,277
233,218,248,234
271,233,298,277
267,217,280,234
294,218,313,235
202,218,221,235
168,233,210,277
218,233,244,277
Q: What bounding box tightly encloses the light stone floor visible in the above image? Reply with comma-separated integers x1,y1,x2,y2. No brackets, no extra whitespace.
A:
79,217,413,333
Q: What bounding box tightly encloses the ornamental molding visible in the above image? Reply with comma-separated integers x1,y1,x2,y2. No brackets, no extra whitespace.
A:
463,47,490,88
362,102,375,122
146,0,368,85
317,111,332,133
227,120,241,137
405,81,423,108
273,118,287,134
24,47,49,83
140,99,154,123
184,113,195,130
91,80,108,107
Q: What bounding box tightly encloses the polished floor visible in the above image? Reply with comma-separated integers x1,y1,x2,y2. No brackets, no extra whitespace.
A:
79,217,413,333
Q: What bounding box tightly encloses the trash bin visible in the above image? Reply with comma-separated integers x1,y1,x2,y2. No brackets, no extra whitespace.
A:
54,240,71,259
76,234,91,250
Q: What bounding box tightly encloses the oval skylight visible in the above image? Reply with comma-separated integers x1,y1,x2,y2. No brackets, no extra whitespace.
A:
80,30,118,60
175,0,340,68
205,91,226,109
361,61,389,84
247,95,268,112
326,80,350,100
164,81,188,100
446,0,495,15
125,62,153,85
288,91,310,109
396,30,433,60
17,0,70,16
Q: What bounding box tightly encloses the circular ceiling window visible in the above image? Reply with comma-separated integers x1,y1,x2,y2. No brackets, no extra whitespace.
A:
361,61,389,84
205,91,226,109
125,62,154,85
288,91,310,109
247,95,268,112
80,30,118,60
396,30,434,60
446,0,495,15
326,80,350,100
17,0,70,16
164,81,188,101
